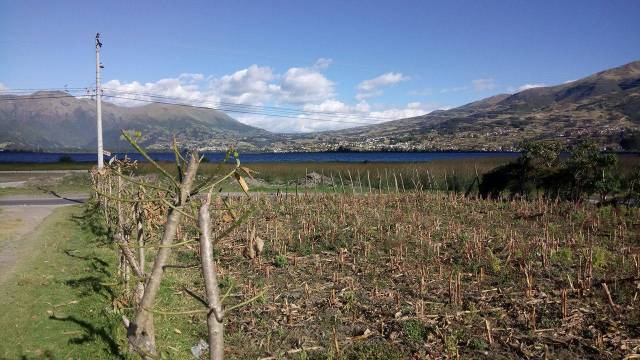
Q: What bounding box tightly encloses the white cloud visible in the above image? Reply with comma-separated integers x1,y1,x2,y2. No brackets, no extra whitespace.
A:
369,101,430,121
0,83,7,91
357,72,409,100
213,65,280,105
236,100,436,133
517,83,545,91
505,83,547,93
312,58,333,70
102,60,431,132
104,60,335,107
279,65,335,104
102,77,218,107
178,73,205,83
472,78,496,91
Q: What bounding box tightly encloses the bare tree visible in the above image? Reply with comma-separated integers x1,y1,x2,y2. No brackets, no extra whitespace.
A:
198,192,224,360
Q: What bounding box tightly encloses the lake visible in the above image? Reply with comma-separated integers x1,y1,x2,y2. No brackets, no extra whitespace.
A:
0,151,519,164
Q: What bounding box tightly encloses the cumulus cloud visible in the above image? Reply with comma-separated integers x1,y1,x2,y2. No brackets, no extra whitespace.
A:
104,59,334,107
368,102,430,121
103,60,431,132
472,78,496,91
102,76,218,107
213,65,280,105
356,72,409,100
236,100,436,133
0,82,7,91
279,65,335,104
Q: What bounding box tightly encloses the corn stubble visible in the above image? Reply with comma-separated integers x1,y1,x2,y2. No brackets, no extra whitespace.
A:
89,144,640,358
214,191,640,358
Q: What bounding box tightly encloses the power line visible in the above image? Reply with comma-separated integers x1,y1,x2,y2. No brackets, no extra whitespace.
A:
102,94,376,125
0,94,92,101
102,88,395,122
100,89,490,121
0,87,88,94
1,86,485,125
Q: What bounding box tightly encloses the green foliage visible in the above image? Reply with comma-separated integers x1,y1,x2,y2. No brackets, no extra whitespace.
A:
564,141,618,201
343,341,404,360
58,155,75,163
470,338,488,350
520,140,563,168
623,166,640,197
479,140,562,199
551,247,573,268
592,246,611,270
480,140,623,201
620,131,640,151
402,319,429,343
274,254,288,268
487,248,502,274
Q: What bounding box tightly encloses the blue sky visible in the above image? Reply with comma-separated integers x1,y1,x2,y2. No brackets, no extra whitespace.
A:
1,0,639,132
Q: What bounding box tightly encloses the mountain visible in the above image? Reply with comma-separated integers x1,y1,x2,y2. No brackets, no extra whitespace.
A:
282,60,640,151
0,91,277,151
2,61,639,153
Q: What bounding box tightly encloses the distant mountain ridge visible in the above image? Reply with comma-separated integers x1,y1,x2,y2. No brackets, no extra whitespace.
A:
286,60,640,151
1,61,639,152
0,91,277,151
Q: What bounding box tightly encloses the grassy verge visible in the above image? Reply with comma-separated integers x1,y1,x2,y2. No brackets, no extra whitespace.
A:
0,173,91,198
0,205,124,359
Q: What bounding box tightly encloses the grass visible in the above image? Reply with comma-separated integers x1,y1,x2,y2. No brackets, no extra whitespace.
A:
0,205,124,359
0,173,92,197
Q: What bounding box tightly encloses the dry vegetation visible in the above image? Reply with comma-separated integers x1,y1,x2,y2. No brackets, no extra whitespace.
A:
175,192,640,359
92,152,640,358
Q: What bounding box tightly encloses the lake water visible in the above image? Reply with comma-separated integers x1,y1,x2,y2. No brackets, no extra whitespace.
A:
0,151,519,164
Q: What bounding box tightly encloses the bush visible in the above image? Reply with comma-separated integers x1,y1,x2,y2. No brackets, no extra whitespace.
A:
58,155,75,163
480,140,621,201
274,254,288,268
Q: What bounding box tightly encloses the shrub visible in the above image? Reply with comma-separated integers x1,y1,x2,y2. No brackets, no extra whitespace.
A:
58,155,75,163
274,254,288,268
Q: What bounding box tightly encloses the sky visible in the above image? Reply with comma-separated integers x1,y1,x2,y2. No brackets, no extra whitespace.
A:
1,0,639,132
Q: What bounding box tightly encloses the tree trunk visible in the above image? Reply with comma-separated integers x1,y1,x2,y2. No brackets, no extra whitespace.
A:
127,153,200,358
198,194,225,360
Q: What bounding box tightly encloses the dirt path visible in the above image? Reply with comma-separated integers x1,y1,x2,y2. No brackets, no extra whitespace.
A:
0,204,71,285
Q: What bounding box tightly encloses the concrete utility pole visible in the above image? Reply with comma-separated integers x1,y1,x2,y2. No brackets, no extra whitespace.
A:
95,32,104,169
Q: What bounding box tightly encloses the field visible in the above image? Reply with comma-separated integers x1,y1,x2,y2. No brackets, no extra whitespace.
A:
0,158,512,197
1,153,639,192
116,192,635,359
2,153,640,359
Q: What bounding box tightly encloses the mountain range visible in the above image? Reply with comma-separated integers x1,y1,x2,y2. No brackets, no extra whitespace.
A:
1,60,639,152
287,60,640,151
0,92,278,151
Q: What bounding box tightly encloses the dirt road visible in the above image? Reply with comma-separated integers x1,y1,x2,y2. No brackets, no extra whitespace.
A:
0,203,76,285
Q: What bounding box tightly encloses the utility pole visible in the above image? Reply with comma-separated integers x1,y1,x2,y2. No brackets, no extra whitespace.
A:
95,32,104,169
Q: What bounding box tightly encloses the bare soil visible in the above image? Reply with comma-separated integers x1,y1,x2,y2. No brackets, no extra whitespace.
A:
0,204,70,285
